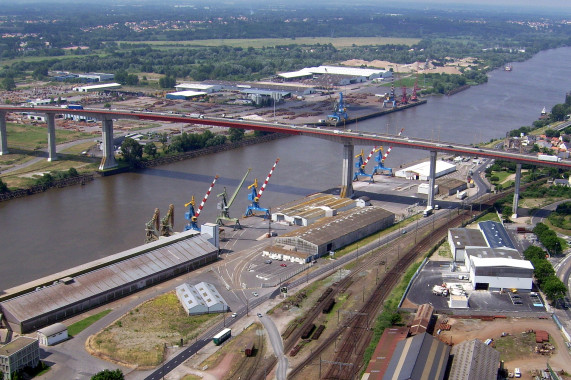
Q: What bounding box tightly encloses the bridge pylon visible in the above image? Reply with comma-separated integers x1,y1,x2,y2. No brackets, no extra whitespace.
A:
99,118,118,170
0,112,7,155
340,144,354,198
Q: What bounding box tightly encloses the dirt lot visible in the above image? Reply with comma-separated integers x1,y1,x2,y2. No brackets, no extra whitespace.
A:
438,317,571,379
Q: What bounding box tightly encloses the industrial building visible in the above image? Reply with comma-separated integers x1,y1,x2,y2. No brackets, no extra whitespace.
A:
72,83,121,92
165,90,207,100
448,339,500,380
240,89,291,105
382,332,450,380
175,282,227,315
0,337,40,380
448,228,489,262
447,222,533,291
175,83,221,93
362,327,409,380
395,160,456,180
0,231,219,333
271,193,357,226
435,177,468,196
36,323,68,346
261,245,308,264
409,303,433,336
274,206,395,262
278,65,392,82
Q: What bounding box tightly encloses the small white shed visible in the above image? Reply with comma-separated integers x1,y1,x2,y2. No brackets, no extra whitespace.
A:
36,323,68,346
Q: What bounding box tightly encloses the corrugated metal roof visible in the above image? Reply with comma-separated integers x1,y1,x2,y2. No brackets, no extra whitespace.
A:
37,322,67,337
1,234,217,323
449,228,488,249
478,221,516,250
465,247,520,260
277,206,394,247
470,257,533,269
449,339,500,380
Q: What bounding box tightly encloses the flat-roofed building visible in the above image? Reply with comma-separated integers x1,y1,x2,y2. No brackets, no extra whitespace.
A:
36,322,68,346
382,332,450,380
449,339,500,380
436,178,467,196
395,160,456,181
275,206,394,261
362,327,409,380
175,83,221,93
272,193,357,227
72,83,121,92
447,228,488,262
0,337,40,380
468,256,533,291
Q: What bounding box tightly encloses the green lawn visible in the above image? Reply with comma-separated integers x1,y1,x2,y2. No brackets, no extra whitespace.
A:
117,37,421,49
68,309,112,336
6,123,93,150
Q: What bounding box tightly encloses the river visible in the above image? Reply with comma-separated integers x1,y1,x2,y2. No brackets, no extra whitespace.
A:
1,47,571,290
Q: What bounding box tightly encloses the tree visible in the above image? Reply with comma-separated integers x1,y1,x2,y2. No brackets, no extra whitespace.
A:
120,138,143,166
0,178,8,193
550,104,567,122
541,275,567,300
143,142,157,158
228,128,245,142
533,260,555,283
91,369,124,380
159,75,176,89
1,76,16,91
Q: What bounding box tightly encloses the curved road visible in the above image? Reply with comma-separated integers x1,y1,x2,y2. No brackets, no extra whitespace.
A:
259,314,287,380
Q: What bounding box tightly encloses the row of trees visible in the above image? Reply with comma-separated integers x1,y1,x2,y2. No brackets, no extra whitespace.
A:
523,245,566,300
548,201,571,230
533,222,562,256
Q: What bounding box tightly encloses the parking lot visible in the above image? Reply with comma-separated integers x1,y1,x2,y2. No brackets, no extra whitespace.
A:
406,260,547,314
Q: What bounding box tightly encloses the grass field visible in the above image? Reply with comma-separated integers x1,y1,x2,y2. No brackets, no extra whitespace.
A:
90,292,220,367
117,37,421,49
68,309,112,336
5,123,93,150
494,333,537,362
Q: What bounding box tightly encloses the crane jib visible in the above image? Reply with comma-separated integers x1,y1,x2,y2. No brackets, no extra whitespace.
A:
257,158,280,199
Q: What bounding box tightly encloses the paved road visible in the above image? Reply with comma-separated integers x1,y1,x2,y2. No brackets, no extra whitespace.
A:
259,314,287,380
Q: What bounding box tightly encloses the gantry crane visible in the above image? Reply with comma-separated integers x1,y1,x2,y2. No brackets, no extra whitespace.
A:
184,175,219,231
352,148,376,183
145,208,160,243
327,92,348,124
217,168,251,230
372,128,404,176
160,204,175,237
245,158,279,219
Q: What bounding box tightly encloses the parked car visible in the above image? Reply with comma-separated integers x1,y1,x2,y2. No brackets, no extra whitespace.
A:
252,292,259,297
231,312,238,318
280,263,287,267
265,260,272,264
514,368,521,378
257,313,263,318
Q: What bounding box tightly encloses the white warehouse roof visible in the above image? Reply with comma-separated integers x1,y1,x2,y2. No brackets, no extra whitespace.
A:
166,90,207,98
395,160,456,180
72,83,121,91
278,65,389,79
470,257,533,270
175,83,220,91
175,281,227,314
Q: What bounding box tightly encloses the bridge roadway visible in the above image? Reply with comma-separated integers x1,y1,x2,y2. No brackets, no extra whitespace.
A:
1,106,570,208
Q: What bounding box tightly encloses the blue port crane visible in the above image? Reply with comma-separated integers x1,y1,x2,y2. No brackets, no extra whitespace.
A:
184,175,219,231
327,92,348,124
372,128,404,176
217,168,251,230
353,148,376,183
245,158,280,219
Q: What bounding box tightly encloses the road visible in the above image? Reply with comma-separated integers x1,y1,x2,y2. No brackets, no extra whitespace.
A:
259,314,287,380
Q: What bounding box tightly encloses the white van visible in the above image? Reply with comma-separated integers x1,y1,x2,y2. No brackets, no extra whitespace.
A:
514,368,521,378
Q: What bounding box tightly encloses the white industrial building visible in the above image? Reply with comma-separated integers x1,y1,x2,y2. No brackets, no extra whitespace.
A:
36,323,68,346
175,83,221,93
395,160,456,180
165,90,207,100
72,83,121,92
77,73,115,82
448,222,533,291
262,245,308,264
278,65,392,81
271,194,357,227
417,183,439,195
175,282,228,315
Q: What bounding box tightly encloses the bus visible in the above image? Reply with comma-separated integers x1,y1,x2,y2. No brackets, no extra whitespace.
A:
212,328,231,346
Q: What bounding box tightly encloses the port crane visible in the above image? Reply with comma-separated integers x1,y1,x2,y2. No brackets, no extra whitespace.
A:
184,175,219,231
145,208,160,243
245,158,279,219
372,128,404,176
160,204,175,237
352,148,376,183
327,92,348,124
217,168,251,230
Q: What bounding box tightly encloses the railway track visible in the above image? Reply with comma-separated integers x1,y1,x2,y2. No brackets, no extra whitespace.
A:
288,211,468,380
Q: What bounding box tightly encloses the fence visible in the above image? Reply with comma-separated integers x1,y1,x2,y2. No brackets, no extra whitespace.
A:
398,257,428,308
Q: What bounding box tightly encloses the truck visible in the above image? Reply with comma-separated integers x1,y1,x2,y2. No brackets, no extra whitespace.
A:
456,190,467,200
537,154,561,163
62,104,83,110
423,207,433,217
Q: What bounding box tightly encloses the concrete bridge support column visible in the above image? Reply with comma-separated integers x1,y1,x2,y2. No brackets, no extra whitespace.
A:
0,112,8,155
47,113,57,161
427,151,437,209
99,118,118,170
512,163,522,219
340,143,354,198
